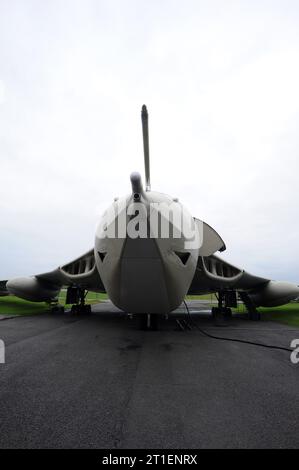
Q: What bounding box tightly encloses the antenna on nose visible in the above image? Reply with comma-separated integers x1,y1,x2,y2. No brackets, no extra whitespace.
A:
141,104,151,191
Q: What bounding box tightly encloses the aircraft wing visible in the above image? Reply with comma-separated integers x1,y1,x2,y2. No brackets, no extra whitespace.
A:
6,249,106,302
188,254,299,307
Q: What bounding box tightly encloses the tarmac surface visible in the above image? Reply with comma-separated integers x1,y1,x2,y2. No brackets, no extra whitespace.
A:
0,300,299,449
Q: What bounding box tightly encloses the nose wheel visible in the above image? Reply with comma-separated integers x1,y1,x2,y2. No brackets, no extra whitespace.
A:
138,313,159,330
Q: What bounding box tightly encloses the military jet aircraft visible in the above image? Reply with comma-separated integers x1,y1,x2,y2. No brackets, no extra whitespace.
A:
5,105,299,329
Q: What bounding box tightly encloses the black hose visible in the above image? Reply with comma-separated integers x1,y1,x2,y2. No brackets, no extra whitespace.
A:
183,300,292,353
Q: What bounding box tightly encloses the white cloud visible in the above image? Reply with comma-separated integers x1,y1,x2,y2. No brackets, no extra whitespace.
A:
0,0,298,282
0,80,5,104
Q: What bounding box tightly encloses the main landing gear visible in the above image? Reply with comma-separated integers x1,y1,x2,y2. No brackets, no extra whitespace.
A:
212,291,236,322
238,292,261,321
212,291,261,321
66,286,91,315
138,313,159,331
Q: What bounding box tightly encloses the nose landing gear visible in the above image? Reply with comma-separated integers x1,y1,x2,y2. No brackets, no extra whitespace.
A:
138,313,159,330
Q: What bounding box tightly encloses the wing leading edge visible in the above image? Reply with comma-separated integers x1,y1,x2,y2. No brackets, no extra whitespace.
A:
188,253,299,307
6,249,106,302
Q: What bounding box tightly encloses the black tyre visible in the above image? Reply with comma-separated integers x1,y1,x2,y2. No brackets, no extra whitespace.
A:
71,304,79,315
249,310,261,321
223,307,232,318
84,304,92,314
138,314,148,330
212,306,220,318
150,314,159,331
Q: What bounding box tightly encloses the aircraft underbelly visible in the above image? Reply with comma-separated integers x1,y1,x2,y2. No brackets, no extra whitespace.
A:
117,236,168,313
120,257,169,313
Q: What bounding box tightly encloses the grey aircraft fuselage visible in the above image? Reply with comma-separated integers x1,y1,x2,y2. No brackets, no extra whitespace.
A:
95,172,199,314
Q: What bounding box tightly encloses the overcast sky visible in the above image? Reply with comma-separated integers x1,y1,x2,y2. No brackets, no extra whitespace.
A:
0,0,298,282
